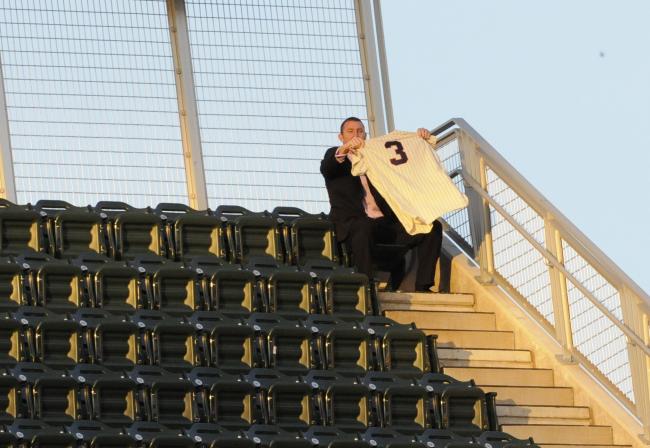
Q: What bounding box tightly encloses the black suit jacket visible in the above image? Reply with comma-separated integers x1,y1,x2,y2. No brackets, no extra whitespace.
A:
320,146,396,241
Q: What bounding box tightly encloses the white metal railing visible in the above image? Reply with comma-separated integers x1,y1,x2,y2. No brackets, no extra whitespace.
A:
433,118,650,440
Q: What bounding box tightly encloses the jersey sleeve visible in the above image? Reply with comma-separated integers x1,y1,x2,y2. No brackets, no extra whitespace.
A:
348,151,368,176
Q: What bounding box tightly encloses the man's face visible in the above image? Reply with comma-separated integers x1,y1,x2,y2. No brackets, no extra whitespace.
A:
338,120,366,144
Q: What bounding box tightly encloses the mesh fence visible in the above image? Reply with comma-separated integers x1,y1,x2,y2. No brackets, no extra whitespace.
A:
184,0,368,212
0,0,187,206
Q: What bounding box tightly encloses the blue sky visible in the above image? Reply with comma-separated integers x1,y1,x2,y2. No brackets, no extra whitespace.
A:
382,0,650,294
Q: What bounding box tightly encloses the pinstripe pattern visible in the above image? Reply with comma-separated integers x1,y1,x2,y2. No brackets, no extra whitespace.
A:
349,131,468,234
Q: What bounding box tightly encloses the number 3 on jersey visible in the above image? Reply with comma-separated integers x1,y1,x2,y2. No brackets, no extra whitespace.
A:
385,141,408,165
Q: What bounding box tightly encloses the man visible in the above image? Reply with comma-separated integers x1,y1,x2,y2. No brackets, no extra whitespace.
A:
320,117,443,292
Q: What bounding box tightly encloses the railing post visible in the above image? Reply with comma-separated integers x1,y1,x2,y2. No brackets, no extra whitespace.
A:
354,0,387,137
458,130,494,282
620,287,650,441
166,0,209,210
544,218,576,360
0,51,17,202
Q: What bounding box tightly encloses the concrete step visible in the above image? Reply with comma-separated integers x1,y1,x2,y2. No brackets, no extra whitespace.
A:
443,366,555,387
438,348,533,368
503,424,613,445
497,404,591,426
430,329,516,350
385,310,496,331
379,292,474,312
485,385,574,406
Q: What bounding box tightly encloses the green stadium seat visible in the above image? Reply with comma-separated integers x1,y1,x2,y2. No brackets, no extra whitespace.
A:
360,428,424,448
154,203,228,262
360,372,429,434
8,419,74,447
417,373,491,436
0,315,21,367
304,314,371,376
14,306,82,368
361,316,429,378
244,424,312,448
248,313,313,375
0,375,18,424
415,429,475,448
252,261,317,319
188,311,256,373
184,423,256,448
35,200,109,258
301,426,371,448
94,201,166,260
126,365,195,428
0,200,47,257
66,420,137,447
130,310,198,371
303,370,371,432
10,362,79,424
304,266,371,321
16,253,86,311
187,367,255,428
68,363,136,426
474,431,540,447
125,421,195,448
199,262,260,316
71,308,139,370
0,258,26,311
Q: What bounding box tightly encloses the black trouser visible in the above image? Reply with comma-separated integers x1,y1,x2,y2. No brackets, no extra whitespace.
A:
344,216,443,291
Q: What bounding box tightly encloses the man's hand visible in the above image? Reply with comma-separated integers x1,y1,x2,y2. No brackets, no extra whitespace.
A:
416,128,432,140
339,136,365,155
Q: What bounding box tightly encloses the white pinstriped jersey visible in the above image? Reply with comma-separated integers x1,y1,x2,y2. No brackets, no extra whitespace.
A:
348,130,468,235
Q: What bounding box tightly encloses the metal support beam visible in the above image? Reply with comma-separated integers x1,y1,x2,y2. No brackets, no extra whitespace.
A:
0,52,17,202
166,0,209,210
372,0,394,132
354,0,387,137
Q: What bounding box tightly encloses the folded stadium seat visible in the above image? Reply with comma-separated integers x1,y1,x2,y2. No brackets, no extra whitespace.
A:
474,431,540,447
7,419,74,447
0,258,27,311
244,368,315,430
301,426,370,448
130,310,198,371
94,201,167,260
417,372,493,437
16,252,86,311
0,374,18,424
187,311,255,373
71,308,139,370
271,207,340,267
304,314,371,376
0,315,20,367
126,365,196,429
415,429,475,448
9,362,79,424
0,199,48,257
34,199,109,258
361,316,430,379
66,420,137,447
0,432,15,448
360,428,424,448
303,370,372,433
248,313,314,375
153,203,228,262
185,423,255,448
125,421,195,448
243,424,312,448
214,205,284,266
360,371,429,434
68,363,137,427
186,367,256,429
71,252,144,312
13,306,82,368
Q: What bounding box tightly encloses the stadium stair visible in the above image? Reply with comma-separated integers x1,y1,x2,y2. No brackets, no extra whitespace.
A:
381,288,635,448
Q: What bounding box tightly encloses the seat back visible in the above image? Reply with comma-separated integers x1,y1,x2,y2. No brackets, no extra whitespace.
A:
0,201,46,256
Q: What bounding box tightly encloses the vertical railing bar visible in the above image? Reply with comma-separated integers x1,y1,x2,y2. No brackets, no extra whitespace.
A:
372,0,394,132
166,0,209,210
478,156,495,275
354,0,387,137
0,51,17,202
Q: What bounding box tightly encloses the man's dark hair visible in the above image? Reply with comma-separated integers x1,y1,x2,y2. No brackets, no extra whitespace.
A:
340,116,364,134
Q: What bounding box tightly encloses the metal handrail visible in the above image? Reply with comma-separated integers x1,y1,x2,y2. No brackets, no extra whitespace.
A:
432,118,650,440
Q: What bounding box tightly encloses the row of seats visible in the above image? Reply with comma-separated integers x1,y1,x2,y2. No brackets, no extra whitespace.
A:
0,421,538,447
0,363,495,435
0,308,437,377
0,200,341,267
